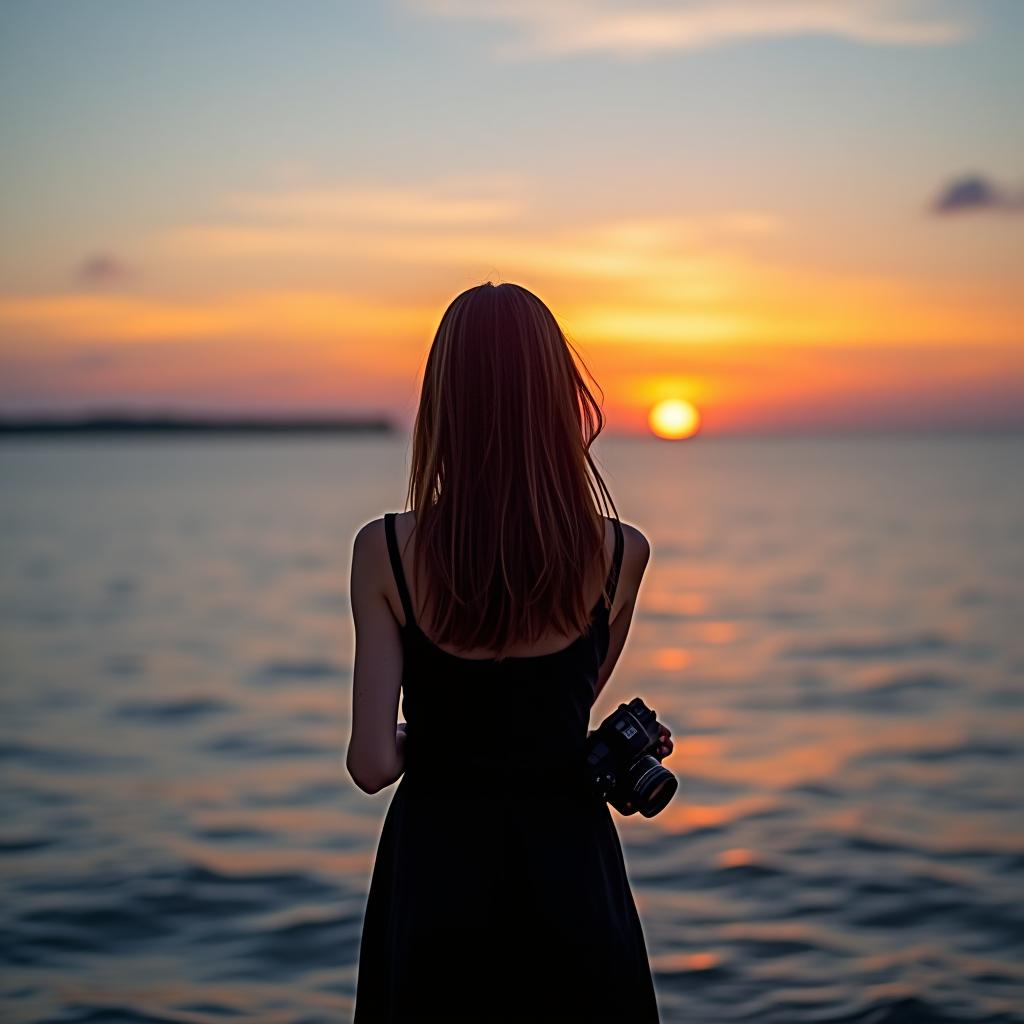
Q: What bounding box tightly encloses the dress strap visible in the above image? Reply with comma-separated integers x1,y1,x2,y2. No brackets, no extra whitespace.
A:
592,517,624,615
606,516,625,607
384,512,417,629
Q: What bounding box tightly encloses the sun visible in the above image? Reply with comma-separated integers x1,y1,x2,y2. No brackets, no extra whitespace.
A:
648,399,701,440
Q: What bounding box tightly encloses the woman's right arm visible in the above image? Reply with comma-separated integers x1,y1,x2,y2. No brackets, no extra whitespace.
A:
593,523,650,701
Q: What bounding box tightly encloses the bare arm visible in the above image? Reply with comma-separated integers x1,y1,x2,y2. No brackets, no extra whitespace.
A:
346,519,406,795
593,524,651,702
590,525,672,773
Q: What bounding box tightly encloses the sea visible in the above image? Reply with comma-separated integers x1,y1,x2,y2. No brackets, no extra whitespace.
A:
1,433,1022,1024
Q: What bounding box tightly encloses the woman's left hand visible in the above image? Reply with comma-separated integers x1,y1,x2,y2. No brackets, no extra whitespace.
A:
395,722,409,770
655,723,673,759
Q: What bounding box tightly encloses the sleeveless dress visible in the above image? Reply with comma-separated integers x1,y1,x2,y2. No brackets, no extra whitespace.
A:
352,513,660,1024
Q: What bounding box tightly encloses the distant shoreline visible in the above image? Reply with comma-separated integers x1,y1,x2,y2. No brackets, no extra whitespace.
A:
0,414,397,436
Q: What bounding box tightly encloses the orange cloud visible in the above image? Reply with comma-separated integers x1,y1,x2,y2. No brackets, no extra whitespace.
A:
408,0,969,60
146,187,1022,351
0,290,433,348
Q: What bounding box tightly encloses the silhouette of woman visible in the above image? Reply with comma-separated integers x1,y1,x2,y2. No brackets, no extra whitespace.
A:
347,282,669,1022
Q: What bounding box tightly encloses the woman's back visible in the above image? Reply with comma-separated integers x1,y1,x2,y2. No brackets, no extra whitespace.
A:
353,509,661,1023
386,509,623,791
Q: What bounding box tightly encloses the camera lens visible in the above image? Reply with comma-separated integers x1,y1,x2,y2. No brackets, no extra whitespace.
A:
626,755,678,817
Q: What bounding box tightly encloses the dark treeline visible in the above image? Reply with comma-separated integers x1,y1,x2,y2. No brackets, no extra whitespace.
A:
0,413,397,436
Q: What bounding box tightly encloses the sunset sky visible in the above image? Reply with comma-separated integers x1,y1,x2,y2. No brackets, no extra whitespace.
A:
1,0,1021,436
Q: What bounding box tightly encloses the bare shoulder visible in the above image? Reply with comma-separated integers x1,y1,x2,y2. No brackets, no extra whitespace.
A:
622,520,651,564
604,517,651,607
604,516,651,564
351,516,389,584
352,515,386,553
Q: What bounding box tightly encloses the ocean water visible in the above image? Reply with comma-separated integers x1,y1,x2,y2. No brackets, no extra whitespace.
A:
1,434,1022,1024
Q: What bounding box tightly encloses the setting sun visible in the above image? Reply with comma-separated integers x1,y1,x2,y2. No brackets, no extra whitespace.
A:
648,399,701,440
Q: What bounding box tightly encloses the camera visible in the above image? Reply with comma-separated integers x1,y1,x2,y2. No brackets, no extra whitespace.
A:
584,698,677,817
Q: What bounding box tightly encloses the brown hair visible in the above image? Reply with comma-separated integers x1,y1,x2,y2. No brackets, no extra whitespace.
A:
403,281,620,658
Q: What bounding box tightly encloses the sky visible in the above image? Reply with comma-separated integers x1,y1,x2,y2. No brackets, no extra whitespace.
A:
1,0,1021,436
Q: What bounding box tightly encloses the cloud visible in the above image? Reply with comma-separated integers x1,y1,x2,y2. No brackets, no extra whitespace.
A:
74,251,134,286
224,177,528,227
70,348,123,370
930,173,1024,215
407,0,969,59
155,179,783,276
0,290,431,345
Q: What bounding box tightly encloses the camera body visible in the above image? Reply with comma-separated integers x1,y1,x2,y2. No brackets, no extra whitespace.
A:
584,698,677,817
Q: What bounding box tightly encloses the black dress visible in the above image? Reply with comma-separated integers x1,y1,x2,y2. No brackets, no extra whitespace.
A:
352,513,660,1023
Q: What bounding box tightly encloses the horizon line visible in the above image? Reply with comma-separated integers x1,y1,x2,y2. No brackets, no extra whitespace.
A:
1,410,1022,440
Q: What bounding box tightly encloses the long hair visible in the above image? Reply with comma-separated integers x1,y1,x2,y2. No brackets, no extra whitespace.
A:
403,281,620,658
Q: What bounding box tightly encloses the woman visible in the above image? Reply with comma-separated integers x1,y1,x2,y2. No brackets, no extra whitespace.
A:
347,281,670,1023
